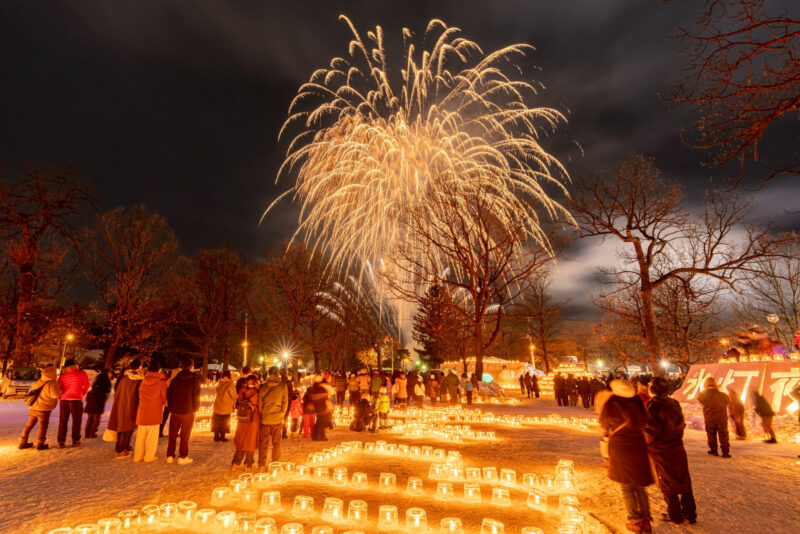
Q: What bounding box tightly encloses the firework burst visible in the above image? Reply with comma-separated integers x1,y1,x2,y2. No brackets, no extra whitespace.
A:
267,16,571,274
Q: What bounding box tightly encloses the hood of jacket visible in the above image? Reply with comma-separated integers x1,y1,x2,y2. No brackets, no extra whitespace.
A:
41,366,58,381
125,369,145,381
610,379,635,398
142,371,165,386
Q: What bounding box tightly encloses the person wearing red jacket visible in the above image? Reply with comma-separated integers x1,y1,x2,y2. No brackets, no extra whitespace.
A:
57,359,90,448
134,362,167,462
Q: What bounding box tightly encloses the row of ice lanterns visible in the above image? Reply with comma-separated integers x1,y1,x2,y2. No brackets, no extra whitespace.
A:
46,502,549,533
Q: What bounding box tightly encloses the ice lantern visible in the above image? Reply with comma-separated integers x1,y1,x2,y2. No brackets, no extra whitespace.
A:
292,495,315,519
405,508,428,534
347,500,368,523
321,497,345,523
377,505,399,530
259,491,282,514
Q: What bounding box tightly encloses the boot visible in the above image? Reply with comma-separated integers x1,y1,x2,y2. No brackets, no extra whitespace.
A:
18,441,33,450
625,519,643,533
36,443,49,450
640,518,653,533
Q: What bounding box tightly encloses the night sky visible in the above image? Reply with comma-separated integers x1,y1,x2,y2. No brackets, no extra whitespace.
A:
2,1,798,313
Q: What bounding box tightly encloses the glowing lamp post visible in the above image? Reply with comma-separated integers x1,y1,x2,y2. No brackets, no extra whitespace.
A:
59,333,74,370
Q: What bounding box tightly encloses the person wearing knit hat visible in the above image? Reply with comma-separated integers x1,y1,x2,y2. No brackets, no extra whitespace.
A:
697,375,732,457
645,377,697,525
19,365,62,450
599,379,654,533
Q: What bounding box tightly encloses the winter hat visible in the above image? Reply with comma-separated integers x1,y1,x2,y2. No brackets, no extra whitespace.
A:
380,387,387,394
649,377,669,396
704,377,718,389
41,365,57,380
610,379,635,398
64,359,76,368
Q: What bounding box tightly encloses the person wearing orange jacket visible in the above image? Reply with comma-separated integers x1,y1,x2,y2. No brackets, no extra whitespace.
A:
134,362,167,462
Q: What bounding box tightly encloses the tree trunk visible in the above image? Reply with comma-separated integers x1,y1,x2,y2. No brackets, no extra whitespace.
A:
104,343,118,370
222,345,230,373
201,341,211,383
639,283,662,372
12,266,35,366
473,328,484,381
541,338,550,374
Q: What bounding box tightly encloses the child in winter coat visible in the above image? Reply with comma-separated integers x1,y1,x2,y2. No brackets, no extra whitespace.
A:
232,376,260,470
289,391,303,436
19,365,61,450
375,387,390,429
302,388,316,439
464,377,474,405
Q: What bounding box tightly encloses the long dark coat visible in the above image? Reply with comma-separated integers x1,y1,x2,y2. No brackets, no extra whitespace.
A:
107,373,143,433
84,372,112,414
600,394,653,487
644,395,692,493
234,387,260,452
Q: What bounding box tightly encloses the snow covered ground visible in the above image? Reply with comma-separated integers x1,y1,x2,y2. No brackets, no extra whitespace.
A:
0,394,798,534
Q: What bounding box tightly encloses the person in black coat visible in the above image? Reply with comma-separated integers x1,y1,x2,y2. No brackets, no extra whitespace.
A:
599,379,653,533
351,397,377,432
84,370,112,439
166,359,201,463
553,373,567,406
644,378,696,525
697,377,732,457
529,374,540,398
577,377,592,409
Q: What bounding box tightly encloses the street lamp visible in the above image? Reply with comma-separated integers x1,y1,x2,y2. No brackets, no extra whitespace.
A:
59,334,74,370
766,313,781,346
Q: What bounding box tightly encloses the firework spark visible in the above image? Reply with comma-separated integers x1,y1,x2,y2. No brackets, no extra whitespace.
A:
266,16,571,274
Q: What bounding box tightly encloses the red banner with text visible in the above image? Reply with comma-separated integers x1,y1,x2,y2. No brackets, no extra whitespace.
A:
673,361,800,414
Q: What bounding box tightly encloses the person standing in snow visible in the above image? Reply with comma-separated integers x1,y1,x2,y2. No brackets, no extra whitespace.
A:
134,362,167,462
159,367,181,438
347,372,360,406
393,372,408,408
212,370,237,442
463,373,474,405
84,369,112,439
727,388,747,440
599,379,653,533
752,390,777,443
166,358,201,465
375,386,391,429
442,369,460,405
696,377,732,457
644,377,696,525
518,373,527,396
56,359,90,448
578,376,592,409
554,373,567,406
19,365,61,450
333,370,347,406
107,360,144,458
309,374,332,441
258,366,289,467
232,375,260,470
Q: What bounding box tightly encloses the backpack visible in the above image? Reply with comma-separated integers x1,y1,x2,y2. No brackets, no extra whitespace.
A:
236,396,254,423
25,386,43,407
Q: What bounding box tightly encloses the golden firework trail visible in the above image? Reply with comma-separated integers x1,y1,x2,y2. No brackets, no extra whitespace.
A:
266,16,571,276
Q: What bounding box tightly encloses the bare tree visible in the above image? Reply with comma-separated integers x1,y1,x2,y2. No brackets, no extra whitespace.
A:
561,320,596,372
671,0,800,181
0,165,93,366
253,243,329,381
737,232,800,349
573,154,780,368
387,188,554,380
178,248,250,379
519,273,563,374
81,205,179,369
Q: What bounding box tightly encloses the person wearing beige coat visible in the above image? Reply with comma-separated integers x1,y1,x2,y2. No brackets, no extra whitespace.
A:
19,365,62,450
212,371,238,442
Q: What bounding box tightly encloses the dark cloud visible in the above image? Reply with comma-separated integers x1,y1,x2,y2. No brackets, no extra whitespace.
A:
1,0,796,290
